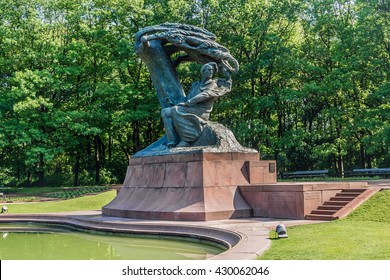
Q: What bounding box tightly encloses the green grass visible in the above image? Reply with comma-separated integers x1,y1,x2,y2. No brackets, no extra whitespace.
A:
259,190,390,260
346,190,390,223
3,196,37,203
4,186,110,197
3,186,72,196
1,190,116,214
2,186,111,202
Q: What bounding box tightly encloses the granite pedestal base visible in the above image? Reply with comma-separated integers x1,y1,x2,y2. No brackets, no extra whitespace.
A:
102,152,277,221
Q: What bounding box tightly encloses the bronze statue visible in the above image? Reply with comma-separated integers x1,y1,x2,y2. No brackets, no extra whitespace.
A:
162,62,232,147
133,23,249,157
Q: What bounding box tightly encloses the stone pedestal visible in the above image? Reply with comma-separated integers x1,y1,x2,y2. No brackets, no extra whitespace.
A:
102,152,277,221
240,182,368,219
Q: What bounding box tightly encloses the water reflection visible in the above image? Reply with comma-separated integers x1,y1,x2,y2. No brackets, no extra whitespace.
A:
0,224,223,260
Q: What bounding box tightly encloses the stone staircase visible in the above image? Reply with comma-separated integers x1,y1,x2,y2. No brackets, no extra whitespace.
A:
306,188,380,221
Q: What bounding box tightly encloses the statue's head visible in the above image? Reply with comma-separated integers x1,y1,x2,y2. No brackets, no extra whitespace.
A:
200,62,218,80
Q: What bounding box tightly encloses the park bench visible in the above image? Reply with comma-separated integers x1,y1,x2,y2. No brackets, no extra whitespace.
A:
281,170,329,179
345,168,390,178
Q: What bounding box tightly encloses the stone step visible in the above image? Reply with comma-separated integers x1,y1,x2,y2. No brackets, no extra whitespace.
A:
330,196,355,201
335,192,362,197
318,205,344,211
323,200,350,206
311,209,338,215
341,188,366,193
305,214,337,221
306,187,381,221
333,188,381,219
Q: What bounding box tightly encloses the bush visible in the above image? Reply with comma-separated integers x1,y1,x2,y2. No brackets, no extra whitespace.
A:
43,186,111,200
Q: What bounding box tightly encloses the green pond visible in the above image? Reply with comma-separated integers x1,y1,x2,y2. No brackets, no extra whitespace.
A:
0,223,224,260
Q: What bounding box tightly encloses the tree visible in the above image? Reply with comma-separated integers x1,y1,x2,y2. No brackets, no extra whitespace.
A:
0,0,388,187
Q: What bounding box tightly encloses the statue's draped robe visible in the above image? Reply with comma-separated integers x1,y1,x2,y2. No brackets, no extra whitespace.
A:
171,78,231,142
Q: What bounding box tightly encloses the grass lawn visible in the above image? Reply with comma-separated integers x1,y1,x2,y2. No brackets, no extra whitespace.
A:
259,189,390,260
1,190,116,214
2,186,76,196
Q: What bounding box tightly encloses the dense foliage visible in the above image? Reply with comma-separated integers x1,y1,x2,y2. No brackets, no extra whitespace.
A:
0,0,388,187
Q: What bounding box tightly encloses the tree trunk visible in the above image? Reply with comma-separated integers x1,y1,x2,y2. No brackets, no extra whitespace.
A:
132,121,140,154
333,156,339,177
94,136,100,185
366,154,372,169
359,143,366,168
26,171,32,188
73,152,80,187
108,133,112,161
337,146,345,178
37,153,45,187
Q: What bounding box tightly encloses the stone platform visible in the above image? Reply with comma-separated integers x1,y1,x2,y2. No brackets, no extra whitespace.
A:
240,181,369,219
102,152,277,221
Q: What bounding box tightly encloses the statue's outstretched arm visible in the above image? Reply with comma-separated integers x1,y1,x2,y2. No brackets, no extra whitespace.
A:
184,92,211,106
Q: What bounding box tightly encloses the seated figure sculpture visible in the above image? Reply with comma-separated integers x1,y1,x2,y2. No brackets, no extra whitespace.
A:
161,62,231,147
133,23,253,157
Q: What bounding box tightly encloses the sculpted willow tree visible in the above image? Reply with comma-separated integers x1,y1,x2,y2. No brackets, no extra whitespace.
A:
133,23,251,156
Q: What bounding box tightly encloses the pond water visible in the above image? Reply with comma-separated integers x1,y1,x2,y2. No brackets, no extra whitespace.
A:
0,223,224,260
